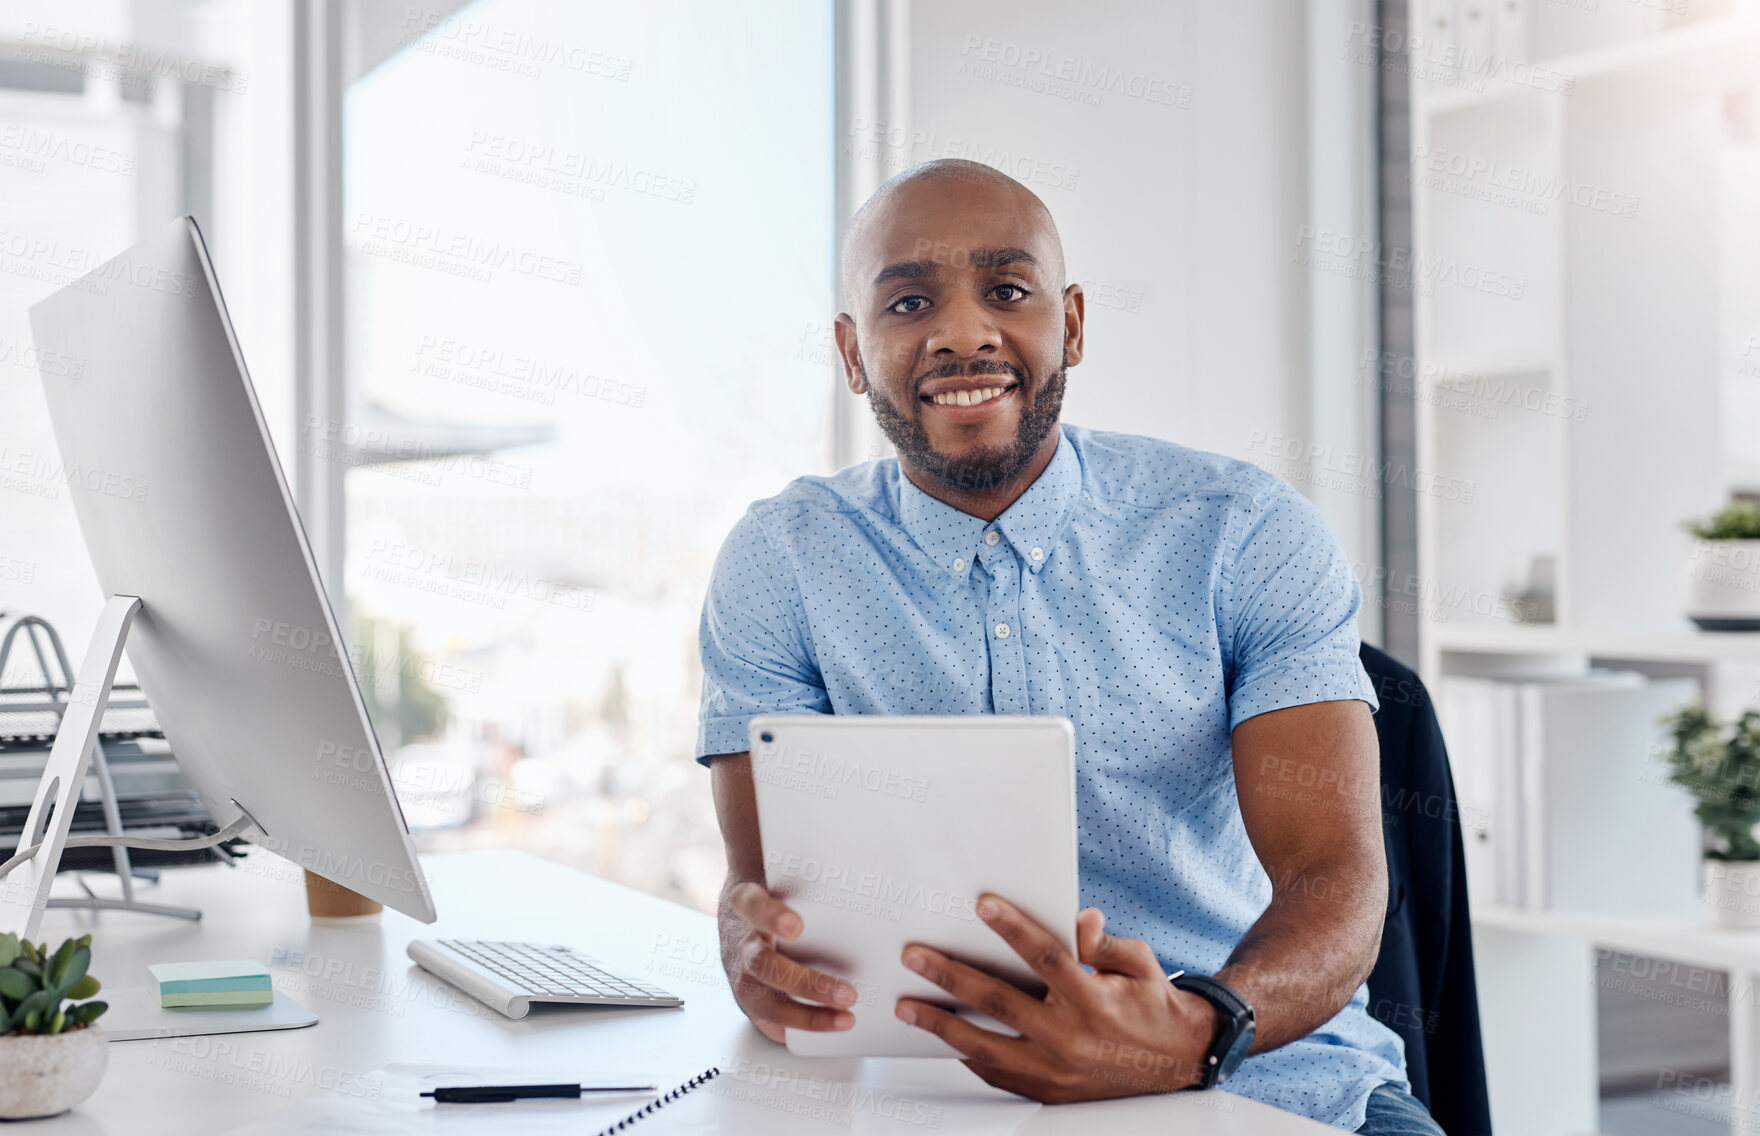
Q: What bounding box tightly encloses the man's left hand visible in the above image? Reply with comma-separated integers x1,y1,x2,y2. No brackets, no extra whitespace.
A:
895,896,1222,1103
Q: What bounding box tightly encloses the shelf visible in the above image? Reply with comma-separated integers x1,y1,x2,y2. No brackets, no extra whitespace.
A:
1424,350,1556,381
1431,621,1760,662
1729,459,1760,497
1476,903,1760,974
1424,12,1760,117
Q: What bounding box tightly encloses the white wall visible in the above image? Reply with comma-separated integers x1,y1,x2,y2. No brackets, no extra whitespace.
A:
878,0,1381,621
906,1,1310,451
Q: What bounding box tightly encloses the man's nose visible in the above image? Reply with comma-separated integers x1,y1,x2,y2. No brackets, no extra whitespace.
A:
923,291,1000,360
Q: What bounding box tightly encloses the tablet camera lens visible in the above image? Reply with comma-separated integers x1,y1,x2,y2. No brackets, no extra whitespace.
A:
759,731,774,744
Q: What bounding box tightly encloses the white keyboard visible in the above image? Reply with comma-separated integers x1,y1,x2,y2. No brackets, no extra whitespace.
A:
407,938,683,1020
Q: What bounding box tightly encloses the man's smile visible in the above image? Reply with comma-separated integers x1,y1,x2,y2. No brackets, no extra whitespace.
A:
921,381,1020,414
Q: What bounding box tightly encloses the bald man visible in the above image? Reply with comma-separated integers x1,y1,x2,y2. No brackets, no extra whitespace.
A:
696,160,1440,1136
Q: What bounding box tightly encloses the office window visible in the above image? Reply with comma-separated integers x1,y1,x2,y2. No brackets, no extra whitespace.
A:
0,1,297,669
340,1,834,912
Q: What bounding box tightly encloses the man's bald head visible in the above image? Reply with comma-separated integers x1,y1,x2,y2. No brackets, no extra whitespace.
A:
840,160,1067,305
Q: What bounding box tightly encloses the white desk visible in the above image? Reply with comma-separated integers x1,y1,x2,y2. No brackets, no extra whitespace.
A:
31,849,1332,1134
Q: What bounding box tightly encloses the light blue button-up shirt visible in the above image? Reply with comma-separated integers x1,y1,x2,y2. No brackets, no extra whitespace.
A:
697,424,1408,1129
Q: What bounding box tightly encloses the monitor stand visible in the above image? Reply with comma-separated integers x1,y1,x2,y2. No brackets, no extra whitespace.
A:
0,598,316,1040
1,597,218,938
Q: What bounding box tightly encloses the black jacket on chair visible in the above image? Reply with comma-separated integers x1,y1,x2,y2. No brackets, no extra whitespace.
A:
1360,643,1493,1136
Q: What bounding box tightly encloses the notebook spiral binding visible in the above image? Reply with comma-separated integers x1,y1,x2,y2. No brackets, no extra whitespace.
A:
595,1066,721,1134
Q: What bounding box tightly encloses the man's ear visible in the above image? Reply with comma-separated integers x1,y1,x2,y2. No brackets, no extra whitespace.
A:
1062,284,1086,368
833,313,867,395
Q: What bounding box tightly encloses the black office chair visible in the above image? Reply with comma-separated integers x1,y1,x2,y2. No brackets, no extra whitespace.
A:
1360,643,1494,1136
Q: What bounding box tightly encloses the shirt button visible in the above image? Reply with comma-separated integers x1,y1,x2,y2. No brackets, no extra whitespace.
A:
985,531,1000,546
1029,547,1044,562
994,622,1010,639
952,558,966,572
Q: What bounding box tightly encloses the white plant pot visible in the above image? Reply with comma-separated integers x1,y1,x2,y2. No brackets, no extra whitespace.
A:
1704,861,1760,928
1681,539,1760,631
0,1025,108,1119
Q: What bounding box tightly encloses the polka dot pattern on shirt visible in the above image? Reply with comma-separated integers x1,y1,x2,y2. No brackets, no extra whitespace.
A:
696,425,1404,1130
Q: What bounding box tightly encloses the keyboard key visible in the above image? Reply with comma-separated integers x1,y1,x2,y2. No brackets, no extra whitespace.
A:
436,939,678,1006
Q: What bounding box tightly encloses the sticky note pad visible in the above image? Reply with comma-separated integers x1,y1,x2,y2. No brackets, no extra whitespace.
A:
161,989,274,1008
149,960,273,1007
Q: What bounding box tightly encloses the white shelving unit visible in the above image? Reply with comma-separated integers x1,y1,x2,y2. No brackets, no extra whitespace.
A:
1410,5,1760,1133
1431,621,1760,664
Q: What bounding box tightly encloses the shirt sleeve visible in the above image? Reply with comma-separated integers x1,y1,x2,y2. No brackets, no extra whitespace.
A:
1222,480,1378,730
696,507,831,763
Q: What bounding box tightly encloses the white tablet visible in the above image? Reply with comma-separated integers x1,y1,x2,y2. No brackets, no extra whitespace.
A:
748,714,1079,1058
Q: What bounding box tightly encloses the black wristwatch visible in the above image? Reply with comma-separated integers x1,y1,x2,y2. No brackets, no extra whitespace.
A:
1169,971,1256,1088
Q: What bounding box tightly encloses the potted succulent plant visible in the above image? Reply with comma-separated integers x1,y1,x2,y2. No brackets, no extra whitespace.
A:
1663,705,1760,927
1680,500,1760,630
0,932,109,1119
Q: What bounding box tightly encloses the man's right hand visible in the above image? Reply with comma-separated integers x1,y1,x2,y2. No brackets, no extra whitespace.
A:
709,751,859,1042
719,879,858,1042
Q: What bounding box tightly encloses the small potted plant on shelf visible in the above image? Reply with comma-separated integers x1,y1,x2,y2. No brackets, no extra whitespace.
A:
1663,704,1760,927
0,932,109,1119
1680,500,1760,631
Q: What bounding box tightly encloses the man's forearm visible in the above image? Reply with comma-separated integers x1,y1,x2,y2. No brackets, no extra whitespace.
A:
1214,849,1386,1053
710,752,763,878
709,752,769,959
1221,700,1388,1055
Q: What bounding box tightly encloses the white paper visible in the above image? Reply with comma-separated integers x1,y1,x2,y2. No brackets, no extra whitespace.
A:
221,1062,1040,1136
219,1064,654,1134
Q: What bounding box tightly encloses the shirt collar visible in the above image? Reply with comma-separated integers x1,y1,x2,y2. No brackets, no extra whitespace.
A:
895,427,1082,576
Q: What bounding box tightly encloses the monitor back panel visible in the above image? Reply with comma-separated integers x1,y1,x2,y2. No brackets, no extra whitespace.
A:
26,218,434,921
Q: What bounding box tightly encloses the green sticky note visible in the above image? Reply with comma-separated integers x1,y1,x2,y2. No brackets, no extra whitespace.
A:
148,960,272,995
161,989,274,1008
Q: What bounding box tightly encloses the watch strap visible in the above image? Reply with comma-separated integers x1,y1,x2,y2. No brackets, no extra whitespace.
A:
1169,971,1255,1088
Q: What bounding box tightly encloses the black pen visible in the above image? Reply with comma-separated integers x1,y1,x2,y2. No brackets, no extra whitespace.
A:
422,1082,658,1103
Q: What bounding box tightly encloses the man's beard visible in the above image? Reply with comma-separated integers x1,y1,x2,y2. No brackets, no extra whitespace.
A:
865,350,1067,493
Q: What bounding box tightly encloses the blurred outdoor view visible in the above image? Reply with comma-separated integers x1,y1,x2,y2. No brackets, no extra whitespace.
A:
340,1,835,913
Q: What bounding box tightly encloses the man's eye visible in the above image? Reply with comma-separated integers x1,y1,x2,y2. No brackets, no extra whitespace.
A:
888,295,930,315
990,284,1030,302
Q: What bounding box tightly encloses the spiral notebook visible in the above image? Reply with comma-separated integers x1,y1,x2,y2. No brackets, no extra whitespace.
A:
218,1064,705,1134
220,1060,1040,1134
571,1062,1038,1135
592,1067,720,1134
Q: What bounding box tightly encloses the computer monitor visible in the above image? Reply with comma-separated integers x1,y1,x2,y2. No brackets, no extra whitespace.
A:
17,217,435,928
